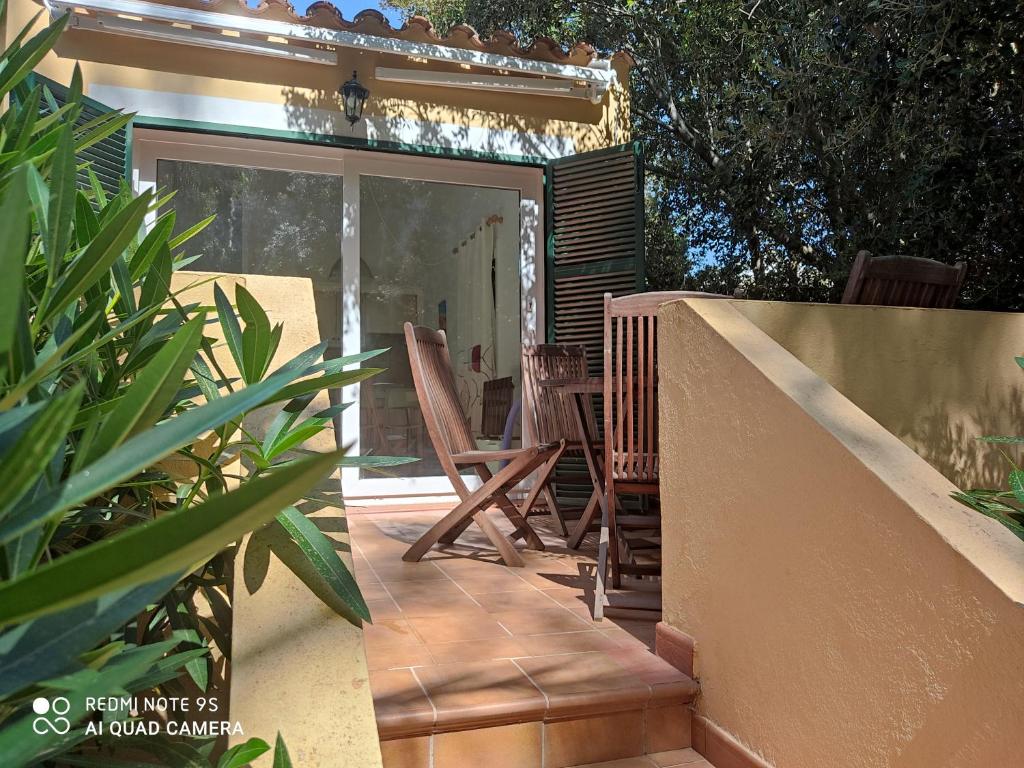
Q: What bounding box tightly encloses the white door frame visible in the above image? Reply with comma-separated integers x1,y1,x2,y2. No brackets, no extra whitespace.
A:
133,128,544,502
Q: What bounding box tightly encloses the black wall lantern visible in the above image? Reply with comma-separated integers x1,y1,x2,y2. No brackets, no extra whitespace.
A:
340,70,369,127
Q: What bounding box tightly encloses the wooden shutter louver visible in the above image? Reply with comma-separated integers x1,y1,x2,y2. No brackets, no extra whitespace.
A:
547,143,644,374
35,76,131,197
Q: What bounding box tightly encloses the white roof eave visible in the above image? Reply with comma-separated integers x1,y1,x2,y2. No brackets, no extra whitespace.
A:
46,0,616,96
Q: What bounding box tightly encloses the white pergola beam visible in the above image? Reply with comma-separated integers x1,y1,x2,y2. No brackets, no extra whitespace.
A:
375,67,598,101
70,14,338,65
47,0,615,94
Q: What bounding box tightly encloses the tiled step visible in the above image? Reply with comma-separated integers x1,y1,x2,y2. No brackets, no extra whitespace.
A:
352,508,699,768
567,749,715,767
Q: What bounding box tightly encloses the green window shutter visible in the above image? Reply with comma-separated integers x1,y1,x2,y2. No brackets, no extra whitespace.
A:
546,142,645,371
32,74,133,197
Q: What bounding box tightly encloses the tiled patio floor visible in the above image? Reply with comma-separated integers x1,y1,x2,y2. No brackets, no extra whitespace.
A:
349,507,697,752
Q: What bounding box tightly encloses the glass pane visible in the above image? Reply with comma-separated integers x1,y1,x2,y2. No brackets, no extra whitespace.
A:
360,176,521,478
157,159,345,438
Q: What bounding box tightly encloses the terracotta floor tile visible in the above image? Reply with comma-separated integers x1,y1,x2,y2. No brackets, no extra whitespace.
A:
601,626,654,650
364,641,436,672
544,710,645,767
382,579,465,601
416,659,546,728
515,652,649,716
517,630,621,657
648,748,707,766
407,610,512,644
370,669,435,738
363,618,423,646
365,599,404,621
393,594,482,618
492,607,593,636
433,721,542,768
646,705,693,753
379,736,431,768
359,581,394,602
571,757,657,768
473,589,556,614
371,561,450,582
456,570,537,594
427,637,529,665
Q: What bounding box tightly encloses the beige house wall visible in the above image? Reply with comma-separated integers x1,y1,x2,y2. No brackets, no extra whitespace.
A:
658,298,1024,768
172,272,382,768
9,0,631,155
732,300,1024,490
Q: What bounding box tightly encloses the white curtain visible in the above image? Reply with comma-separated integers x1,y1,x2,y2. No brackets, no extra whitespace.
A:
452,220,498,432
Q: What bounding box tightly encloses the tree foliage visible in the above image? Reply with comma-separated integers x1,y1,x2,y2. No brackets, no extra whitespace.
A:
387,0,1024,307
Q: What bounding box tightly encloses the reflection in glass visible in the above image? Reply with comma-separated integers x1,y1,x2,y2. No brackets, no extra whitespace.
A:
359,176,521,478
157,159,345,440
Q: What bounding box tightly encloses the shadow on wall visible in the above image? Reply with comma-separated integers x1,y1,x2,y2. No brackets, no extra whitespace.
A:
916,384,1024,491
731,302,1024,492
279,86,582,158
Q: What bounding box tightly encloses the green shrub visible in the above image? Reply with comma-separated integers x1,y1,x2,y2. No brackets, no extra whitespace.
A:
952,356,1024,542
0,5,408,765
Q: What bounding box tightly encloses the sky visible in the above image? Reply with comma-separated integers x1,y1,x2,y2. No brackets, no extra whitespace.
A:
289,1,404,26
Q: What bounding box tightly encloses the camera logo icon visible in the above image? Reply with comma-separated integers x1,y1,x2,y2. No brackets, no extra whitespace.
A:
32,697,71,735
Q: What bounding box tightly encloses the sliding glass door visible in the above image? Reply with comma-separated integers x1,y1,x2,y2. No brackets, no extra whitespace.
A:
135,131,543,501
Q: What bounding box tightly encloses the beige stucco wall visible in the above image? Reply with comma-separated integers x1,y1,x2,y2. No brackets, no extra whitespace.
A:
8,0,631,154
732,301,1024,491
658,298,1024,768
172,272,382,768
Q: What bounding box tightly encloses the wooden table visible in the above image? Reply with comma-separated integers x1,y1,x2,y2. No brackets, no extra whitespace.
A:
541,376,663,623
539,376,610,619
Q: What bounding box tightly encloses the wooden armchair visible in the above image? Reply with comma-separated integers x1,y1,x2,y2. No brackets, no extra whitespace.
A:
402,324,563,566
841,251,967,308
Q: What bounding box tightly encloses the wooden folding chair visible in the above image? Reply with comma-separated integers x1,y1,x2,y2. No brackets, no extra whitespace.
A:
402,323,564,567
841,251,967,308
521,344,601,537
481,376,514,439
602,291,728,589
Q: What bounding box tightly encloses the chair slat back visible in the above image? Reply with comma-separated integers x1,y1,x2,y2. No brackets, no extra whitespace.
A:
841,251,967,308
404,324,476,478
603,291,728,483
481,376,515,439
521,344,596,444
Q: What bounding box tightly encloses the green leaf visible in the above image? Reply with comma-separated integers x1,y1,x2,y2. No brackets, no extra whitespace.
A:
128,210,176,280
1009,470,1024,507
0,12,68,100
977,435,1024,445
0,575,178,699
272,734,293,768
214,282,245,375
0,383,82,523
41,191,154,325
260,368,384,407
0,448,344,626
264,418,332,460
0,164,29,353
236,284,277,383
86,315,205,462
0,640,174,768
0,343,328,543
216,738,271,768
45,124,76,273
276,506,369,621
168,213,216,250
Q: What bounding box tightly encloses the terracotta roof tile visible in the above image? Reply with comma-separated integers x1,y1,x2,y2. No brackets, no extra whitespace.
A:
148,0,611,67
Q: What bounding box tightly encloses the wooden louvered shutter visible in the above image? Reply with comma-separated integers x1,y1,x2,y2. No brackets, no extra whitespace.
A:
546,142,645,373
32,75,132,197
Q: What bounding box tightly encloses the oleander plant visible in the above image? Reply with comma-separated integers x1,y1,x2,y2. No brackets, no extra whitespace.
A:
0,4,406,765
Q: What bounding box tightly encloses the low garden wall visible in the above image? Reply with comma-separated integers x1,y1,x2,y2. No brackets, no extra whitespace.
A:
657,298,1024,768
